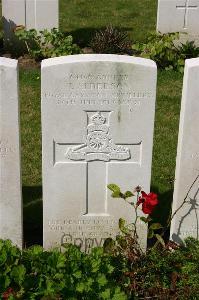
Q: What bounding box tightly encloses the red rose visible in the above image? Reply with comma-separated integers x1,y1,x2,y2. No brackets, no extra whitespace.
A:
2,288,14,300
137,191,158,215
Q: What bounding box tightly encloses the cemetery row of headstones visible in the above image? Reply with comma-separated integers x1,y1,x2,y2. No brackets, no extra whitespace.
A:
2,0,199,41
2,1,199,45
1,54,198,250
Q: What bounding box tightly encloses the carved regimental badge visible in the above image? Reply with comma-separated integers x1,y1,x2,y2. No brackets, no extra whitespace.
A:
66,112,131,162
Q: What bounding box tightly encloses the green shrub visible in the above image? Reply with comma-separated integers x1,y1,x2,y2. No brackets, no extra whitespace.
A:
90,25,131,54
132,32,199,72
14,28,82,60
120,237,199,299
0,238,199,299
0,241,127,299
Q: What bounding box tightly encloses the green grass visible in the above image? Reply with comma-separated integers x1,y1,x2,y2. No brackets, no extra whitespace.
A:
152,70,183,225
60,0,157,45
8,0,183,244
19,69,42,246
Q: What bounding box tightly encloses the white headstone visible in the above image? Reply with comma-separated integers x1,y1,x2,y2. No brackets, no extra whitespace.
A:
170,58,199,243
2,0,59,40
157,0,199,42
25,0,59,31
0,58,22,248
42,54,157,252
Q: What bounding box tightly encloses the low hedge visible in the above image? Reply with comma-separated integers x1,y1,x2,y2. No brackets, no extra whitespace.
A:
0,237,199,299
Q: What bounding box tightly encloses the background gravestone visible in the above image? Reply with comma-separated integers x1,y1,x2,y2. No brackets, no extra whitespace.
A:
42,54,157,252
0,58,22,248
157,0,199,43
25,0,59,31
170,58,199,243
2,0,59,42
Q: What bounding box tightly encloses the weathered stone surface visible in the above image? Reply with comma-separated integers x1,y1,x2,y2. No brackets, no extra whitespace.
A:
157,0,199,43
170,58,199,243
0,58,22,248
42,54,157,252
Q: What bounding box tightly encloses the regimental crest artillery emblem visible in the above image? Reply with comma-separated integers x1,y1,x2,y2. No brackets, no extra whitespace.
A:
65,111,131,162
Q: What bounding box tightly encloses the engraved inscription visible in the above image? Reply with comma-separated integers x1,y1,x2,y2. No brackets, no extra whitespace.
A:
191,153,199,159
0,140,15,157
48,218,118,253
61,234,106,253
66,112,130,162
43,72,155,112
68,73,129,80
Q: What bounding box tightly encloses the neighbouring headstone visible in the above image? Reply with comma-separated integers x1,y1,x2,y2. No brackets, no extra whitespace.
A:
0,58,22,248
25,0,59,31
42,54,157,252
2,0,59,41
170,58,199,243
157,0,199,43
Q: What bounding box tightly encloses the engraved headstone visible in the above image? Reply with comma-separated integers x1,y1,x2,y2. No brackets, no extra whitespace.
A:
0,58,22,248
157,0,199,43
2,0,59,41
170,58,199,243
42,55,157,251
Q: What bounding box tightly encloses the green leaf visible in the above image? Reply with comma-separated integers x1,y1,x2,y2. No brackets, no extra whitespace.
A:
119,218,125,230
73,270,82,279
0,248,7,266
100,288,111,299
56,253,66,268
140,216,149,223
119,218,129,234
149,223,163,230
148,229,154,239
107,184,120,193
97,274,108,286
124,191,134,199
106,263,115,274
103,238,115,253
4,275,11,289
155,234,165,247
11,265,26,284
76,282,85,293
112,191,122,198
112,287,127,300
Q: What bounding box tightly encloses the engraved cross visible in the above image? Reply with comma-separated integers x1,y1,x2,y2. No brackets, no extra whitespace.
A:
55,111,141,216
176,0,198,29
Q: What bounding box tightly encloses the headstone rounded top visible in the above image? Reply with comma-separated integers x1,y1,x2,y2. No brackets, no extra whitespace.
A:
185,57,199,68
41,54,157,69
0,57,18,68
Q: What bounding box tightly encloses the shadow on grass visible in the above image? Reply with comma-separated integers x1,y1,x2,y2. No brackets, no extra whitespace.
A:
151,185,173,226
64,26,133,47
23,186,43,247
